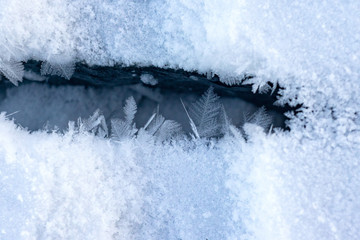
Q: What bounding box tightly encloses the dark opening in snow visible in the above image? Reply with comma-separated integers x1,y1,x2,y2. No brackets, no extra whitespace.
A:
0,61,294,134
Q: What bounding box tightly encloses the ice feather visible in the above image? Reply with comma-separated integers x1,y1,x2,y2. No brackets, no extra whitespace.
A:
144,106,182,140
143,113,156,130
111,119,136,139
246,106,272,130
40,61,75,80
123,96,137,124
147,113,165,136
111,96,138,140
181,98,200,139
219,105,231,136
0,59,24,86
79,109,108,137
189,87,221,138
155,120,182,141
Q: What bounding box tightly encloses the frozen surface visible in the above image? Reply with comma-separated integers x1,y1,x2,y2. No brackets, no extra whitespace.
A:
0,0,360,239
0,82,280,132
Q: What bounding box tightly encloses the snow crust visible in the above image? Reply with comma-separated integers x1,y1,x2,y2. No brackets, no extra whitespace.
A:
0,0,360,239
1,112,359,240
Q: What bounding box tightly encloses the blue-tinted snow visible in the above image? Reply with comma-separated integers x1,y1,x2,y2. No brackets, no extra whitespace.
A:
0,0,360,239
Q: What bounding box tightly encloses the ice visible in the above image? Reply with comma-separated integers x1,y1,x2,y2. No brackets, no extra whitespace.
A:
0,82,271,133
0,0,360,239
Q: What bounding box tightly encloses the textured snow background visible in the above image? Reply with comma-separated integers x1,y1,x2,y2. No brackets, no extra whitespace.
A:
0,0,360,239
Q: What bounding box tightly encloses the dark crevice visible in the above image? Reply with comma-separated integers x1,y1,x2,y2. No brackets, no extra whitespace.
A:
22,60,295,112
0,60,299,132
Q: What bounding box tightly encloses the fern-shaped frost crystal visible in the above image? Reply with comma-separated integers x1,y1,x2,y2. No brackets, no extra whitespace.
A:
146,113,165,136
123,96,137,124
40,61,75,80
219,105,231,136
0,59,24,85
181,98,200,139
111,119,137,139
189,87,221,138
111,96,138,140
134,104,182,141
246,106,272,130
79,109,108,137
155,120,182,141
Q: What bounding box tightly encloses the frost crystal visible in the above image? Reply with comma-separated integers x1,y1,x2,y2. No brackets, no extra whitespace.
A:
0,59,24,85
188,87,222,138
111,96,138,140
41,61,75,80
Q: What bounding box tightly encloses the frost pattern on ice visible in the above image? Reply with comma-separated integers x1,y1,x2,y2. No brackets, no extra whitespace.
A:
72,87,268,141
0,1,360,239
110,96,183,142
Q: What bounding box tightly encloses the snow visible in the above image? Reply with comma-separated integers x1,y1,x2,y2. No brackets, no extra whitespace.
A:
140,74,158,86
0,0,360,239
0,118,145,239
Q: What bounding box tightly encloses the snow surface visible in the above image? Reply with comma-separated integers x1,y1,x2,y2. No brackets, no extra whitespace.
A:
0,0,360,239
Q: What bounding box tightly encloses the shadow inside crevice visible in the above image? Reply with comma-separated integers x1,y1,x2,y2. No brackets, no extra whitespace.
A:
0,60,298,132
